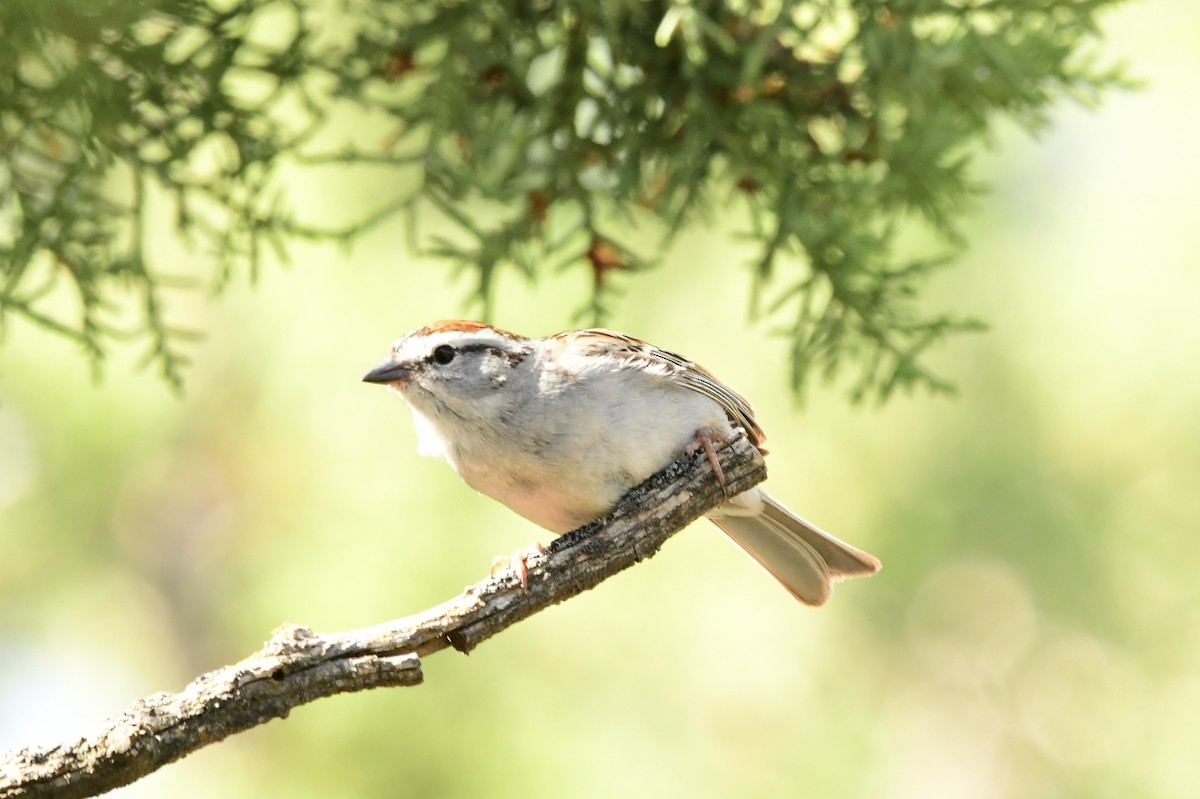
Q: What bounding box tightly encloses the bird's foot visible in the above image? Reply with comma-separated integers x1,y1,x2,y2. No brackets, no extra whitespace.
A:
490,540,547,591
688,426,728,494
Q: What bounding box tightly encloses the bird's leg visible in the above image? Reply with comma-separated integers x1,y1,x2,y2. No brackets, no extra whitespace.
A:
490,541,547,591
689,426,727,493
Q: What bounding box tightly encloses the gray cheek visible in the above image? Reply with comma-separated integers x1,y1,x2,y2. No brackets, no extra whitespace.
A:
420,387,472,423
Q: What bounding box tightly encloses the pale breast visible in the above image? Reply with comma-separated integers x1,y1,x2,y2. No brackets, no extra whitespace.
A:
454,452,616,533
458,364,737,533
418,354,740,535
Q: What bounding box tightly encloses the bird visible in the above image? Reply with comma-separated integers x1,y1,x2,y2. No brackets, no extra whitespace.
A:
362,320,880,605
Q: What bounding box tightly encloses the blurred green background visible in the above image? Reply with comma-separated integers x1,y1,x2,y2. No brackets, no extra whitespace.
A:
2,1,1199,797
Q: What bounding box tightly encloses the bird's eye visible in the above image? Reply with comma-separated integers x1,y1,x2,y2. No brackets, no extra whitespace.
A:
431,344,456,365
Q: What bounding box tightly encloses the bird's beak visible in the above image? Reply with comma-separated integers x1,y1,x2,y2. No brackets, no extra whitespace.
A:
362,358,413,385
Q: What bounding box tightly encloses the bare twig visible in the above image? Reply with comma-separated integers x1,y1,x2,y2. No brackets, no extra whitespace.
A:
0,434,767,799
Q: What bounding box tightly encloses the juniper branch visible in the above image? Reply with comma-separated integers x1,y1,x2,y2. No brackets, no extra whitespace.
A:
0,0,1131,398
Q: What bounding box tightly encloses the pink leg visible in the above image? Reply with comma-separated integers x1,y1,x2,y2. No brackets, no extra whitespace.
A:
692,426,727,490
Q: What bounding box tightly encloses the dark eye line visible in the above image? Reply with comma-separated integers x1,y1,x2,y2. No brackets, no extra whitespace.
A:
428,342,494,365
429,342,528,368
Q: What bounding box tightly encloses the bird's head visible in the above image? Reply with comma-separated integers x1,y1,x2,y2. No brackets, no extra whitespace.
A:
363,320,536,425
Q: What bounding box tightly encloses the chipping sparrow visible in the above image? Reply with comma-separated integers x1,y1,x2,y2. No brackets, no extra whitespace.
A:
363,321,880,605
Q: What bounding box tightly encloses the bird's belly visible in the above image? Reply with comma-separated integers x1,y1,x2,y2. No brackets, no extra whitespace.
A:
447,384,736,534
458,463,616,534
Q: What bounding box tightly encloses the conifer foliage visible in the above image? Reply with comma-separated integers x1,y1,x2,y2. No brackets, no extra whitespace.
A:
0,0,1127,396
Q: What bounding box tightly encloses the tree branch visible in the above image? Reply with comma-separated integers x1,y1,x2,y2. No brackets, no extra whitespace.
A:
0,434,767,799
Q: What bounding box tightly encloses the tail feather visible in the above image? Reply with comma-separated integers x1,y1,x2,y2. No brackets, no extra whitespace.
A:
710,493,880,606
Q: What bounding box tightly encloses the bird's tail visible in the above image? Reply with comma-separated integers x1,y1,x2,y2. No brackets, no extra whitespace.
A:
709,492,880,606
